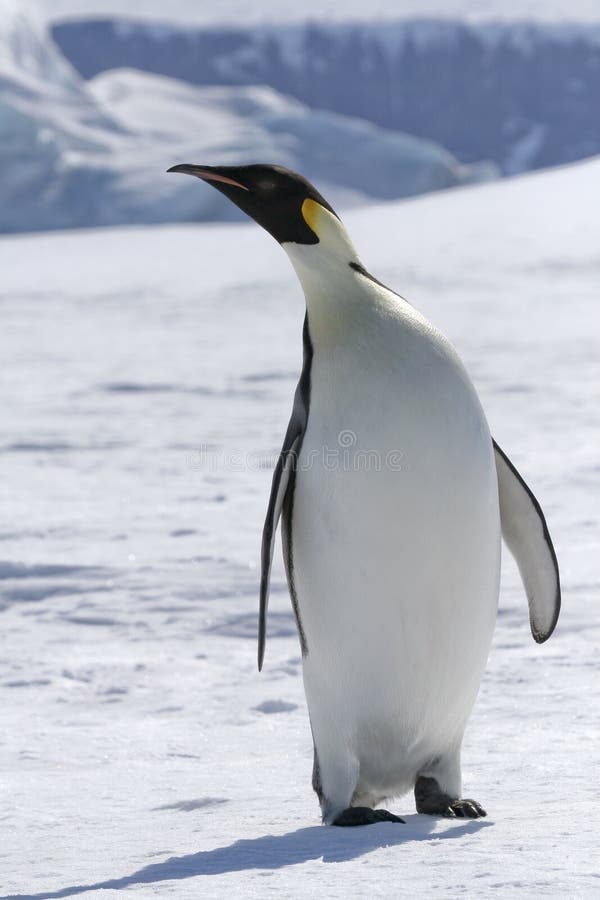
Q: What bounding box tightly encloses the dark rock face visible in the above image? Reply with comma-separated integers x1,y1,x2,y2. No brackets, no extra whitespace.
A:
53,18,600,175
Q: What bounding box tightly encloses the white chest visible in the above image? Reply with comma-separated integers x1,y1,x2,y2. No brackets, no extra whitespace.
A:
287,286,500,755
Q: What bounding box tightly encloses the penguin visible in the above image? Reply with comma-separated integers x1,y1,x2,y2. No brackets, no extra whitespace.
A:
168,163,561,826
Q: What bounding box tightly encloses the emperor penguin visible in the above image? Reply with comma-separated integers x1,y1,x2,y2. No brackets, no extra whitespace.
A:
168,163,561,826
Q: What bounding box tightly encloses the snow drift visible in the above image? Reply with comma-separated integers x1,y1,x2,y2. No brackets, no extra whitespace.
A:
54,16,600,176
0,2,493,233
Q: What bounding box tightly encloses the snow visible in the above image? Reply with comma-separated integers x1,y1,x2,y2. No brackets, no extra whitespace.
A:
88,68,485,205
504,124,548,176
38,0,600,26
51,16,600,179
1,157,599,898
0,3,491,232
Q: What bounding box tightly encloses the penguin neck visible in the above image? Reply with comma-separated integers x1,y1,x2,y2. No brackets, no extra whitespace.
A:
283,231,372,348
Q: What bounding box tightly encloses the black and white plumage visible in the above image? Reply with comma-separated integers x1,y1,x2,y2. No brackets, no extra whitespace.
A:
169,163,560,826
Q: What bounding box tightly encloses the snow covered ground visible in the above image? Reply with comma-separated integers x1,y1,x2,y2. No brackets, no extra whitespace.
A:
1,158,599,898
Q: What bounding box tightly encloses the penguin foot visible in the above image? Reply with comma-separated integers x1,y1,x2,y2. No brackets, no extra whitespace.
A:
414,775,487,819
331,806,405,827
442,799,487,819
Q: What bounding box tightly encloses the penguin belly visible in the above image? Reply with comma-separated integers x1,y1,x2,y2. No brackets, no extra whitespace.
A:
289,311,501,810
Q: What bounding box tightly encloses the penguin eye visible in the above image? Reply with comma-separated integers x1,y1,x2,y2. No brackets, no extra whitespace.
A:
257,178,277,194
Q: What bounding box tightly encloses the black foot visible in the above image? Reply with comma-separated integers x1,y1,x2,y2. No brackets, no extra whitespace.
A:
414,775,487,819
443,799,487,819
332,806,406,827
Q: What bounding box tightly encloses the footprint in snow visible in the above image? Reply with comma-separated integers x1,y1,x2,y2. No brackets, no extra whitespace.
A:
153,797,228,812
253,700,298,714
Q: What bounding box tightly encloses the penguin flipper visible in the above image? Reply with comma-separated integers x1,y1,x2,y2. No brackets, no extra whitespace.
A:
258,317,312,671
493,440,561,643
258,431,302,670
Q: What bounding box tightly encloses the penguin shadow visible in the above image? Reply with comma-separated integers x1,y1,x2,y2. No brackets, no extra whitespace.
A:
2,815,491,900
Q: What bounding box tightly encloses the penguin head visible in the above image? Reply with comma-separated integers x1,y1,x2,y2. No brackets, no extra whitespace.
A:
167,163,357,260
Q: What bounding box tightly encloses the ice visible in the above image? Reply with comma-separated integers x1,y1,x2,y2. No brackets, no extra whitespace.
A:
0,4,490,234
37,0,600,26
52,16,600,179
0,154,598,896
89,68,484,206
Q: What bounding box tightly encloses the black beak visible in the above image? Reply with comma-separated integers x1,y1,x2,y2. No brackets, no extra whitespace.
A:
167,164,249,191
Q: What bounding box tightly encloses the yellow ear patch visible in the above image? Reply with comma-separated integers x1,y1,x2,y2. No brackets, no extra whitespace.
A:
301,198,323,237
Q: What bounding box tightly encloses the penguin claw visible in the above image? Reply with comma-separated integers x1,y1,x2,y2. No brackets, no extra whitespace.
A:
445,799,487,819
332,806,406,826
415,776,487,819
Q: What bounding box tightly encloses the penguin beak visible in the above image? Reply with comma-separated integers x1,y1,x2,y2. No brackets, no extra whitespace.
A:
167,164,249,191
